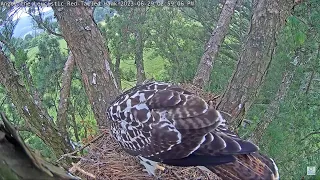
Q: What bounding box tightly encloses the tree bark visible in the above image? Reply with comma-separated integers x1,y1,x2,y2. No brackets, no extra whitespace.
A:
249,67,296,144
305,44,318,95
57,53,75,143
135,31,146,85
193,0,238,88
114,54,122,90
0,50,73,158
52,4,119,128
1,32,55,132
21,64,53,123
114,53,122,90
305,70,314,95
69,103,81,147
0,37,16,56
0,113,78,180
217,0,295,129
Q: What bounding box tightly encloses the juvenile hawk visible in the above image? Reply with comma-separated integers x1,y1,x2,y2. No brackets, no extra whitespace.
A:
106,81,279,180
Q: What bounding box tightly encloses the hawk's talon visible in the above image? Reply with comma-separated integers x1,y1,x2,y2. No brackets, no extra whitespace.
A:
138,156,165,177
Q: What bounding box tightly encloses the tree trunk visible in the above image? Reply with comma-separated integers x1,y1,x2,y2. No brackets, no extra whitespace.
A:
217,0,295,129
21,64,53,123
0,50,73,158
52,4,119,128
305,70,315,95
57,53,75,143
1,36,52,123
193,0,238,88
249,65,297,144
0,113,78,180
114,54,122,90
69,103,80,148
135,31,146,85
0,38,16,56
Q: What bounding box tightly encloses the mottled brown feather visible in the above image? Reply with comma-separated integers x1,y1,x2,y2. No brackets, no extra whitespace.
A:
107,81,279,180
207,153,279,180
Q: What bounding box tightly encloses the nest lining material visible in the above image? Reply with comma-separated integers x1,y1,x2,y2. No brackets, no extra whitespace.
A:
70,132,220,180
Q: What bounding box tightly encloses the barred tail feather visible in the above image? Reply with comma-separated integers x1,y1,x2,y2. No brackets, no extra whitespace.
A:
206,153,279,180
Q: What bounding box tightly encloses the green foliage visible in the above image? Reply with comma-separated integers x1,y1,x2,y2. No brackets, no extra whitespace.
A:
242,1,320,178
23,132,54,160
147,7,205,82
29,34,66,98
121,68,135,81
13,49,28,70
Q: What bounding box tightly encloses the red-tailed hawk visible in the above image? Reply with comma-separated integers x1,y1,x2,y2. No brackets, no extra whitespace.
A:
107,81,279,180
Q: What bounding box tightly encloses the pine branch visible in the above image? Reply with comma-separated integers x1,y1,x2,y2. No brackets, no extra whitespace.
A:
27,6,63,38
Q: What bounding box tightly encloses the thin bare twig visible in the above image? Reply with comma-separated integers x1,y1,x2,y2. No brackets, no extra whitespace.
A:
69,162,96,179
56,132,106,162
300,130,320,142
167,167,182,180
27,5,63,37
0,96,7,108
198,168,211,180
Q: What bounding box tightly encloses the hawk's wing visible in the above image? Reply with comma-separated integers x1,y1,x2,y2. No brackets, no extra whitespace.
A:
107,81,278,179
107,81,256,160
207,153,280,180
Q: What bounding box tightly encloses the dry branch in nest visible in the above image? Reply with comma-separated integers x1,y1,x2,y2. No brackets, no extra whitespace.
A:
69,83,221,180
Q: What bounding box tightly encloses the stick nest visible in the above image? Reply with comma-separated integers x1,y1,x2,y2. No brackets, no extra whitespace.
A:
70,133,220,180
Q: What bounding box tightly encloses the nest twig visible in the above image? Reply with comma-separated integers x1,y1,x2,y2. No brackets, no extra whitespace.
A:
57,132,106,162
69,133,220,180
